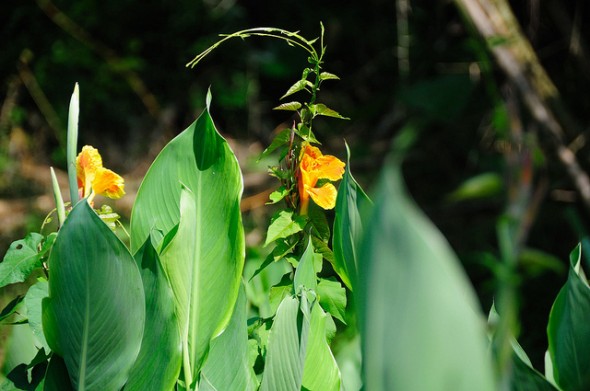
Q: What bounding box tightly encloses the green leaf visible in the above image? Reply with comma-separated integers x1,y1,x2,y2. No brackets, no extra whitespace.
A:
293,238,319,293
488,304,558,391
43,354,74,391
42,201,145,391
268,274,293,317
264,210,306,247
259,295,308,391
24,279,49,351
199,284,258,391
273,102,302,111
547,244,590,391
319,72,340,81
129,93,245,382
160,188,243,385
258,128,291,162
317,278,347,324
446,172,503,202
310,103,349,120
301,303,341,391
294,124,320,144
0,233,52,288
0,296,24,323
358,161,495,391
267,185,289,204
280,79,313,100
124,238,182,391
333,143,371,291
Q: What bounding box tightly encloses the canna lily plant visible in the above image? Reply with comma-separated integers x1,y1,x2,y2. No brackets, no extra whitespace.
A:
1,23,589,391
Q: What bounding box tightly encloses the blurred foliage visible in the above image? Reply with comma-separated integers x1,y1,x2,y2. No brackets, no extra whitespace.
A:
2,0,590,372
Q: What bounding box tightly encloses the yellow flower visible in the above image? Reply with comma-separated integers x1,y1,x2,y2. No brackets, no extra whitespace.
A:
76,145,125,202
297,142,345,215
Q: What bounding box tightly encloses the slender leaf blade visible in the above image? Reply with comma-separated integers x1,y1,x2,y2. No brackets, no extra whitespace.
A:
333,143,370,290
124,238,182,391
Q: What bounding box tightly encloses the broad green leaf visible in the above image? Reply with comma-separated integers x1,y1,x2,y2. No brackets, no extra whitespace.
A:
129,93,245,382
42,201,145,391
24,279,49,351
0,233,54,288
358,161,495,391
199,284,258,391
259,295,308,391
280,79,313,100
293,238,318,293
264,210,306,247
547,244,590,390
273,102,302,111
2,349,48,391
124,238,182,391
310,103,349,120
160,188,243,385
317,278,347,324
258,128,291,162
333,143,370,291
301,303,341,391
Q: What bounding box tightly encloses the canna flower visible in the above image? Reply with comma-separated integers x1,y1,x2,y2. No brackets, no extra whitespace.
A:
297,142,345,215
76,145,125,203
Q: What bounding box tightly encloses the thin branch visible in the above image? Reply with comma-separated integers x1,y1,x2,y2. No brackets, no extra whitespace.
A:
455,0,590,213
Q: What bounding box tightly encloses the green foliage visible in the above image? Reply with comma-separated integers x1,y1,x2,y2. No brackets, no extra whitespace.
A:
42,200,145,391
0,233,54,288
358,160,495,390
547,244,590,391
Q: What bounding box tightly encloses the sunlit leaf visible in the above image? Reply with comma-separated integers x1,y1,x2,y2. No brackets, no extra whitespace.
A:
267,185,289,204
319,72,340,81
264,210,306,247
130,92,245,383
293,238,318,293
333,143,370,291
258,128,291,162
317,277,347,324
24,279,49,351
310,103,349,120
273,102,302,111
199,284,258,391
0,233,54,288
280,79,313,100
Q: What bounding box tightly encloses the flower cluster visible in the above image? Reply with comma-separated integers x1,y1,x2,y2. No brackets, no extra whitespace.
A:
76,145,125,203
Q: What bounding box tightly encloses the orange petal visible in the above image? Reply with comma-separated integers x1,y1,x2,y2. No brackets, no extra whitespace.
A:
316,155,345,181
306,183,338,210
76,146,103,196
92,167,125,199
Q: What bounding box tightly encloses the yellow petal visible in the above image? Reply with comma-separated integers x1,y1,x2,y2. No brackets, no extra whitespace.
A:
315,155,345,181
92,167,125,199
306,183,338,210
76,145,103,197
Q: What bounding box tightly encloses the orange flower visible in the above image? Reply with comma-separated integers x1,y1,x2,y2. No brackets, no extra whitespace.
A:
76,145,125,203
298,142,345,215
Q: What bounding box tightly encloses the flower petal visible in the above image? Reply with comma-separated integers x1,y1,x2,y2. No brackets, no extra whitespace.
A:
315,155,345,181
92,167,125,199
306,183,338,210
76,145,103,196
